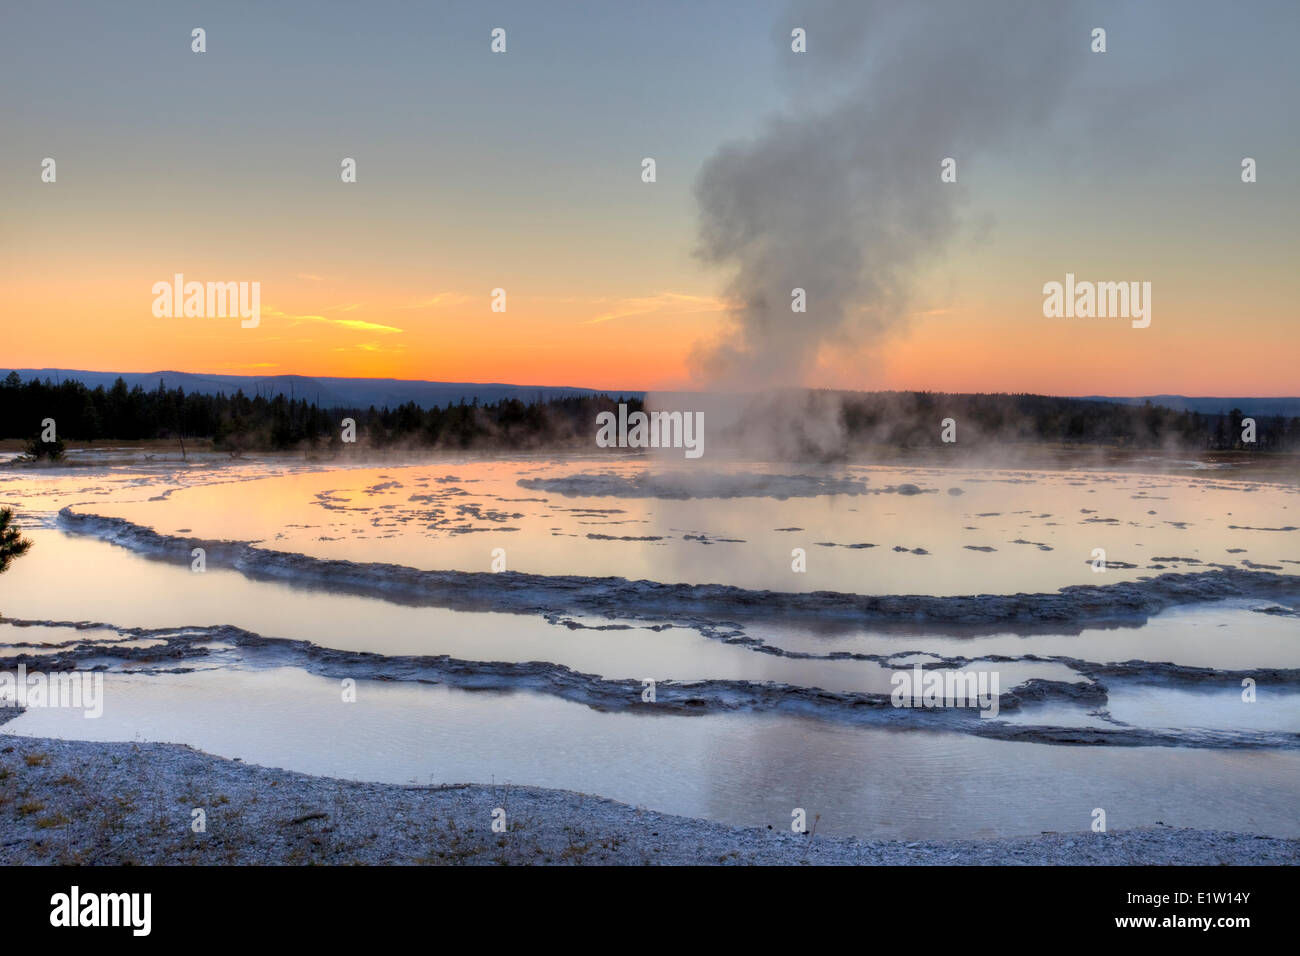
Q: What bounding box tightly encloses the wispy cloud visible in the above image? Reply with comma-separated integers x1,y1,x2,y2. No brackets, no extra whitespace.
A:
265,312,400,335
261,305,402,334
290,314,403,334
583,292,730,325
398,293,471,310
333,342,406,353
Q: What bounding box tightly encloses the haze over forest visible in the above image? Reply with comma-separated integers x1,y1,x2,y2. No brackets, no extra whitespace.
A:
9,369,1300,419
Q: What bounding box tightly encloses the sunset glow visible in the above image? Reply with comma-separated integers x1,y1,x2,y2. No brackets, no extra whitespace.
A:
3,2,1295,396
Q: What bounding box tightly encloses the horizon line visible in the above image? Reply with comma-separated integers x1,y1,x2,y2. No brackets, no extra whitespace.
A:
6,368,1300,401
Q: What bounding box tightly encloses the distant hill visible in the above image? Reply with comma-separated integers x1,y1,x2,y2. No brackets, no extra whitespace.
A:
1079,395,1300,418
6,372,1297,419
6,369,644,410
5,374,1299,453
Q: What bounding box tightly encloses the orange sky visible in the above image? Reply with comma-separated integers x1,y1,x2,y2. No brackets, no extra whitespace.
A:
7,164,1293,396
5,233,1295,395
3,1,1296,397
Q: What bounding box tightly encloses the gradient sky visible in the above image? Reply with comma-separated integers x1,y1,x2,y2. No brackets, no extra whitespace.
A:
2,0,1297,394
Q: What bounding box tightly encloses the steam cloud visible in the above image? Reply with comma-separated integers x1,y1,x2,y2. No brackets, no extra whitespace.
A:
690,0,1088,390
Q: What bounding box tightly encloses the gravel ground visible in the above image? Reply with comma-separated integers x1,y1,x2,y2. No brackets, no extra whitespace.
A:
2,734,1296,865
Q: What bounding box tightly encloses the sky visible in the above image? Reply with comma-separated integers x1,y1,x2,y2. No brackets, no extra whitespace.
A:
1,0,1297,395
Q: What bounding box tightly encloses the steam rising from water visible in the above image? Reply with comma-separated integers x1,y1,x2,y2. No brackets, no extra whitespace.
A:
688,0,1086,394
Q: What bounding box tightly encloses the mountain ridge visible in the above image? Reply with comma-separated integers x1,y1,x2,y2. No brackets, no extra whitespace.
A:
6,369,641,410
6,370,1299,417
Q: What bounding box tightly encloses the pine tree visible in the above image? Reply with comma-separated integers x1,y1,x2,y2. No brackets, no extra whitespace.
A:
0,508,33,574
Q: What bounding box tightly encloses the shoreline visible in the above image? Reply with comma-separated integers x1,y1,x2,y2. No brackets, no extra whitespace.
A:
5,616,1299,750
2,734,1296,865
54,508,1300,632
5,442,1300,485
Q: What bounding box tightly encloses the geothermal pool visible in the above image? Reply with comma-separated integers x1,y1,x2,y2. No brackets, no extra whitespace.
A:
1,452,1296,839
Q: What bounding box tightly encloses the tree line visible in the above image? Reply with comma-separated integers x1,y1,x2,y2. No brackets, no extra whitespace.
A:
2,372,1296,456
0,371,643,455
835,391,1299,451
